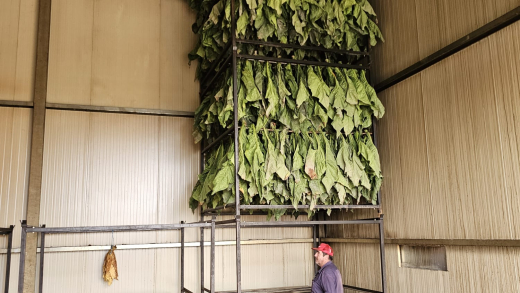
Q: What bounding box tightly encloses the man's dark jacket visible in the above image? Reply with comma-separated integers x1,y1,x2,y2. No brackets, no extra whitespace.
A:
311,261,343,293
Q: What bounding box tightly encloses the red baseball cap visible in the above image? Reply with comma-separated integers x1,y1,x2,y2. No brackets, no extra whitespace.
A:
312,243,333,256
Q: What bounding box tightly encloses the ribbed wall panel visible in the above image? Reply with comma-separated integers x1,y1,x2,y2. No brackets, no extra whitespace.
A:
35,243,312,293
0,254,20,292
333,20,520,241
371,0,520,84
335,243,520,293
40,110,202,247
0,107,31,248
205,243,313,291
156,117,200,243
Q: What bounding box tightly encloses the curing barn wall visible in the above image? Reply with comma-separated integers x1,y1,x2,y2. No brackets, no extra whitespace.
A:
370,0,520,84
0,0,38,102
328,2,520,293
0,107,32,293
46,0,199,111
0,0,315,292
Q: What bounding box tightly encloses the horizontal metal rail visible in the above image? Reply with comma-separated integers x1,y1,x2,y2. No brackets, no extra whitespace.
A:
343,285,382,293
196,284,383,293
25,222,212,233
0,238,315,254
200,54,232,98
201,128,234,154
239,219,381,227
209,286,312,293
46,103,194,118
182,288,194,293
0,100,33,108
0,227,14,235
237,54,369,69
240,205,380,210
237,39,369,56
203,204,379,214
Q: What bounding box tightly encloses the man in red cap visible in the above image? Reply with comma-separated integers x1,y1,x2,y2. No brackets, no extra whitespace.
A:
311,243,343,293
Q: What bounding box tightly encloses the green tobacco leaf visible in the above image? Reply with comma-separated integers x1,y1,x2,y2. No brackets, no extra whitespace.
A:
360,71,385,118
307,67,330,108
365,134,382,175
292,144,304,171
347,69,370,105
296,79,310,107
237,10,250,35
343,115,354,135
305,149,317,179
265,64,280,117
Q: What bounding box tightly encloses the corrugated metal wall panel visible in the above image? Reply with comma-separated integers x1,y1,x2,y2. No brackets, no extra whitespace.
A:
335,243,520,293
0,254,21,292
33,243,313,292
0,0,38,102
41,110,161,247
46,0,199,112
346,20,520,241
488,21,520,239
0,107,31,248
371,0,520,84
205,243,313,291
157,116,199,243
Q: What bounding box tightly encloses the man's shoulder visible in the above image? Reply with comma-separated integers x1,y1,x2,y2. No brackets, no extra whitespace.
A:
321,261,339,273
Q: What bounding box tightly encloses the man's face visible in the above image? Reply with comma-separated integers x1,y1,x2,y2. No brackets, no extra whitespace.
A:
314,251,329,267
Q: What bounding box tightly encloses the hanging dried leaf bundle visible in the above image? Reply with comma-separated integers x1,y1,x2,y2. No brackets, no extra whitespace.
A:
102,245,119,286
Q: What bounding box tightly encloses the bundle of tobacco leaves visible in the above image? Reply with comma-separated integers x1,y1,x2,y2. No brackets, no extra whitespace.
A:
190,61,384,219
102,246,119,286
186,0,384,78
185,0,385,219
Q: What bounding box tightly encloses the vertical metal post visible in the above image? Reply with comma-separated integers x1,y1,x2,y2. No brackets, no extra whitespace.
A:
235,216,241,293
181,221,185,293
231,0,241,292
18,222,28,293
210,216,216,293
4,225,14,293
200,223,204,293
378,216,387,293
38,227,45,293
312,225,318,275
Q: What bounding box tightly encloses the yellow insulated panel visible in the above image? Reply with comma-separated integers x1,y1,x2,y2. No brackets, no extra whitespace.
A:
46,0,199,111
0,0,38,101
0,107,32,247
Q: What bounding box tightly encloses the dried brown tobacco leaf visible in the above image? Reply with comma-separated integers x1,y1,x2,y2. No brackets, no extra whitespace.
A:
102,245,118,286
